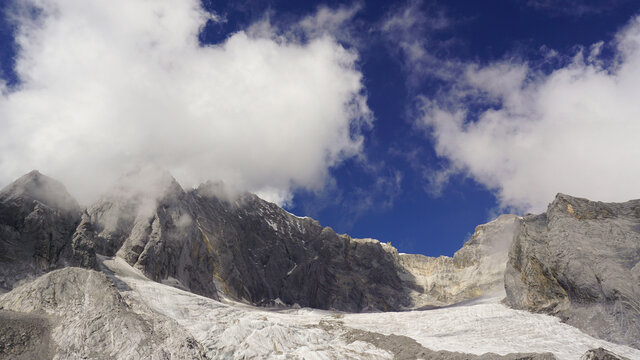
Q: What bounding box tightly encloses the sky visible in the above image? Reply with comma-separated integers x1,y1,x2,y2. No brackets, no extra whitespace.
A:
1,0,640,257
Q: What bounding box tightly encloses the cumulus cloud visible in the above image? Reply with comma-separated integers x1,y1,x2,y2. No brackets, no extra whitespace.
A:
0,0,371,206
420,15,640,212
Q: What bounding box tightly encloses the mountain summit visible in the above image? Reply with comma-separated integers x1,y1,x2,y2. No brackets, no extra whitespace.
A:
0,171,639,359
0,171,81,290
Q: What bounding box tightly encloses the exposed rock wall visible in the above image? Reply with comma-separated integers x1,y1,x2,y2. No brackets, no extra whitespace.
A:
75,172,220,300
397,214,519,308
0,170,523,312
77,174,411,311
0,171,80,291
505,194,640,349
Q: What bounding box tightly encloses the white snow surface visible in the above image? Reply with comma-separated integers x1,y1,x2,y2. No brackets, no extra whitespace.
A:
101,257,640,360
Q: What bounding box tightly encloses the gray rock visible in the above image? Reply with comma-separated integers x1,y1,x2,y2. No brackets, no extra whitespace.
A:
71,170,520,312
397,214,519,308
188,184,411,311
0,267,207,359
320,320,557,360
0,170,527,314
0,171,80,291
505,193,640,349
76,170,220,300
0,310,53,360
581,348,631,360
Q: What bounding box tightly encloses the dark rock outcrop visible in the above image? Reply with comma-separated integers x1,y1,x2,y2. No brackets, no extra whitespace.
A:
505,193,640,349
74,170,220,300
189,183,410,311
581,348,631,360
0,310,53,360
0,171,80,291
320,320,557,360
74,170,411,311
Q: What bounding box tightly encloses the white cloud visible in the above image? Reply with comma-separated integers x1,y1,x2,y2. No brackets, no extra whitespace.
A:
420,15,640,212
298,2,362,41
0,0,371,205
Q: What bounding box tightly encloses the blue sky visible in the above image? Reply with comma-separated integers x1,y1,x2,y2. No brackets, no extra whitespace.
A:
1,0,640,256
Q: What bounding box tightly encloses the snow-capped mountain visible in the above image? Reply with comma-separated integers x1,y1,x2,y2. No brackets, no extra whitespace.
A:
0,170,639,359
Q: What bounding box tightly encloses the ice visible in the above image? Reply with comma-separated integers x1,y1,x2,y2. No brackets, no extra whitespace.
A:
100,257,640,360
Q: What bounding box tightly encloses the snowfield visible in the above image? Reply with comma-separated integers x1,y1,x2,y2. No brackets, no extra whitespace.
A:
101,257,640,360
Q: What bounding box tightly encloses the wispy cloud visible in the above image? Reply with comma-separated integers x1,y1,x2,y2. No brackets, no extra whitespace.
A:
380,0,460,84
525,0,634,17
293,159,403,230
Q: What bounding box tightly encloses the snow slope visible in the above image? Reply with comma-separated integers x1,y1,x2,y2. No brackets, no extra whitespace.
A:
100,256,640,360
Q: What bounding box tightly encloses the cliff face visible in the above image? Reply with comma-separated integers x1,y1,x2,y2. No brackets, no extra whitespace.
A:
0,171,80,291
73,171,221,300
397,214,519,308
504,194,640,349
0,170,518,311
73,171,520,311
74,174,411,311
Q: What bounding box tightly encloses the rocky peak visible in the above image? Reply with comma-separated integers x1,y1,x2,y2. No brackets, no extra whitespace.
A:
547,193,620,222
0,171,81,291
505,194,640,349
0,170,80,213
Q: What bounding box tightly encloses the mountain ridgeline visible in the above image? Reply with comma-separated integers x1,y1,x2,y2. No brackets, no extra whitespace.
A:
1,170,639,353
0,170,520,312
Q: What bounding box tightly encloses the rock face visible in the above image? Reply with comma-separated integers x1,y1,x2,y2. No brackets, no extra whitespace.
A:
581,348,631,360
189,184,412,311
505,194,640,349
74,170,411,311
75,170,518,312
0,310,52,359
73,170,221,300
1,169,519,312
0,267,206,359
0,171,80,291
396,214,519,308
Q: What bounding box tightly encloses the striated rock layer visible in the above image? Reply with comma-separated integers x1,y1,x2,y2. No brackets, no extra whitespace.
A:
76,171,412,311
0,170,516,311
397,214,519,308
73,169,515,311
505,193,640,349
0,171,80,291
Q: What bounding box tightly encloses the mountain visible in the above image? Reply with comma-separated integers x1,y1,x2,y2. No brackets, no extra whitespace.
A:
505,193,640,349
1,170,639,359
70,169,515,311
0,171,80,291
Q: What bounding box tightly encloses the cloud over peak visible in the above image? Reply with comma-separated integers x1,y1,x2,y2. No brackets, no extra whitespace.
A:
0,0,371,205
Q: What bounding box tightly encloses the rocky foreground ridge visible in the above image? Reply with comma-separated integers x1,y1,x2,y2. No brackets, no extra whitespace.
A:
0,170,639,359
